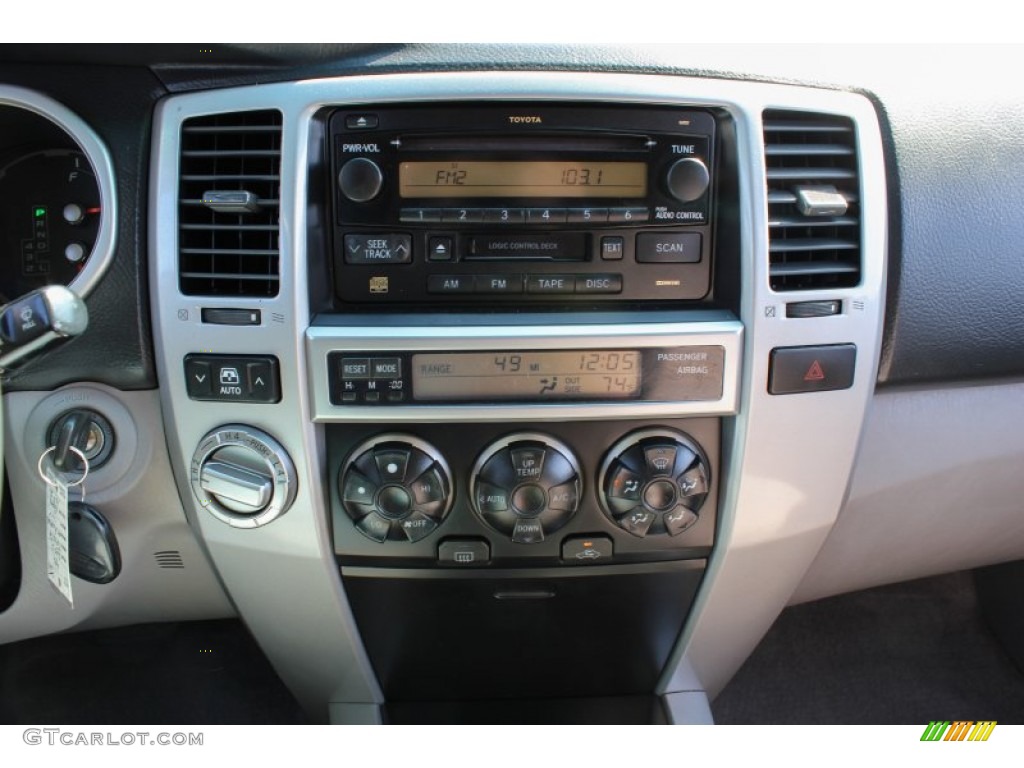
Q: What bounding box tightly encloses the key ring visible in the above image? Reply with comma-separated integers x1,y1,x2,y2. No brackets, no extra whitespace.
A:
37,445,90,489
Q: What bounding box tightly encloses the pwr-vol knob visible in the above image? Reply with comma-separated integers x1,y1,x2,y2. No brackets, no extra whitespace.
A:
665,157,710,203
338,157,384,202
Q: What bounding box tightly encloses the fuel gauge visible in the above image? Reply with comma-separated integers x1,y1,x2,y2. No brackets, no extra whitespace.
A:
0,148,102,301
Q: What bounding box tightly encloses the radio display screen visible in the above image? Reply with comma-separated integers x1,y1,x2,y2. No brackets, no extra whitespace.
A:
399,161,647,198
412,350,642,401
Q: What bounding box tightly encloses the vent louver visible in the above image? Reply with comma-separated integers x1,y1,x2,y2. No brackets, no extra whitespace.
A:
178,110,282,297
154,550,184,569
763,110,861,291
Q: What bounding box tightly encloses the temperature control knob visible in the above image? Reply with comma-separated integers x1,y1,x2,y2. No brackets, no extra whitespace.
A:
665,157,710,203
470,434,581,544
338,157,384,203
598,429,710,538
339,435,453,543
190,426,297,528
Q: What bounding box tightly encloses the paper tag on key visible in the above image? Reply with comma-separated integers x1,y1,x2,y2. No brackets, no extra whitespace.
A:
45,467,74,608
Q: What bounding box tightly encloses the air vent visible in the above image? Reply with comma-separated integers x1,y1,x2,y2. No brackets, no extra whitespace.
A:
763,110,861,291
178,110,282,297
154,550,184,569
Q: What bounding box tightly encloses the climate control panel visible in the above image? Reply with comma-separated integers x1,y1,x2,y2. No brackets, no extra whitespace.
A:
329,419,718,567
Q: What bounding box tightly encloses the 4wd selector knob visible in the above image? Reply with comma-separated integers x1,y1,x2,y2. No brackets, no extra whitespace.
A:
191,425,297,529
339,435,453,543
470,434,581,544
598,429,710,538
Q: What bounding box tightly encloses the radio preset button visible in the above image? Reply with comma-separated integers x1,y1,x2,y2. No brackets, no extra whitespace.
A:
474,274,524,294
526,275,575,294
399,208,443,223
428,275,474,293
483,208,526,224
601,236,625,260
428,237,454,261
636,232,702,264
575,274,623,294
567,208,608,224
608,207,650,223
442,208,484,224
526,208,567,224
344,234,412,265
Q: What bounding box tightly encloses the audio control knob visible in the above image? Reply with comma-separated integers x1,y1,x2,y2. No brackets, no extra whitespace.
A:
470,434,581,544
339,435,453,543
338,157,384,203
191,425,297,529
665,157,710,203
598,429,710,538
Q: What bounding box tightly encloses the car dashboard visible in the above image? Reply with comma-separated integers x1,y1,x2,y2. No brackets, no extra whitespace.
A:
1,44,1023,725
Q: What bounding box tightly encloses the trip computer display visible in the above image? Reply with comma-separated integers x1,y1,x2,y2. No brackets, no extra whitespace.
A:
412,350,642,401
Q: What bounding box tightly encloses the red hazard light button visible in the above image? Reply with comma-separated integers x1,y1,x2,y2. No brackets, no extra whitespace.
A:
768,344,857,395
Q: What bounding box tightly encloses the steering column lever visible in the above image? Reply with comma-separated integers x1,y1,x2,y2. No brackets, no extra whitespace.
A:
0,285,88,375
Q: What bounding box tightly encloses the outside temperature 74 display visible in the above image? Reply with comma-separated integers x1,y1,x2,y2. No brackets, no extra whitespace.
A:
413,350,642,401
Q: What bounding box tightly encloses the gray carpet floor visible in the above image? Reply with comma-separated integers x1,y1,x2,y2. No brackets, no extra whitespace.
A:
712,571,1024,724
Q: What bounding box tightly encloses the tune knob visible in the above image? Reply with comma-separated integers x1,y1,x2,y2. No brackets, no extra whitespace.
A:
598,429,710,538
339,435,453,543
665,157,710,203
190,425,297,528
470,434,581,544
338,157,384,202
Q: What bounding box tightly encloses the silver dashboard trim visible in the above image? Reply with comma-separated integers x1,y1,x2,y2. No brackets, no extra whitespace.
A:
149,70,887,718
0,85,118,300
307,320,742,422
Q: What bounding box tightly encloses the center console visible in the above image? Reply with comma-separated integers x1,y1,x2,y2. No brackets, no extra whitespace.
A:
149,72,887,723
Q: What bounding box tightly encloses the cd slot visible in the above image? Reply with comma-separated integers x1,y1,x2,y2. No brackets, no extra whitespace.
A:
399,134,651,153
463,233,587,261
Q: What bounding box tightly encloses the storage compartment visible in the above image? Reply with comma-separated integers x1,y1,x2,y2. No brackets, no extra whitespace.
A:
343,560,704,701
